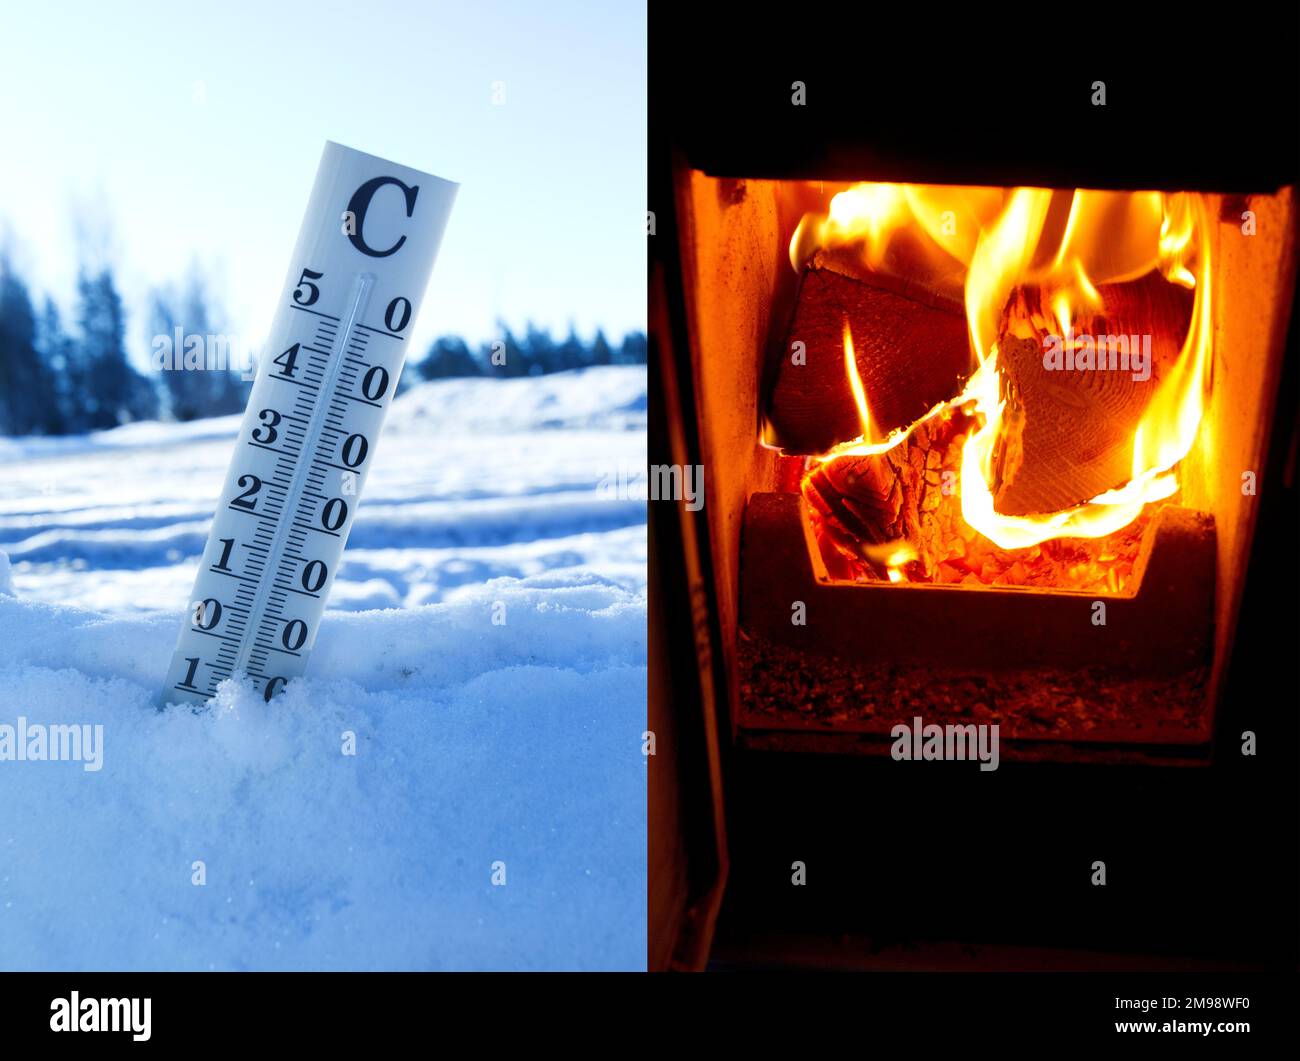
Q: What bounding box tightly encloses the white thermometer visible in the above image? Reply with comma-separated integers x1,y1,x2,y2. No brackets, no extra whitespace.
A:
163,141,456,705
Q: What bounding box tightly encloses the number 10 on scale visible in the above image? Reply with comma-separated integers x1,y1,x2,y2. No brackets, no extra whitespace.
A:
163,142,457,705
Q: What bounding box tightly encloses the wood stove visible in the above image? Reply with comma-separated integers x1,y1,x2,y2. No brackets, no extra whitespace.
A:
688,175,1291,763
649,10,1300,971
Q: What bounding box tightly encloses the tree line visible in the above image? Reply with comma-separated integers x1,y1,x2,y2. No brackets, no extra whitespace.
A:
0,255,646,437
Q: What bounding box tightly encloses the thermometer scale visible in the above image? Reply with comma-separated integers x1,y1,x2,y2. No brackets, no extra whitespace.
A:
163,141,456,705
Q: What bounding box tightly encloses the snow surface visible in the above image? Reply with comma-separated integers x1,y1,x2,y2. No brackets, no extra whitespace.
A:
0,366,647,970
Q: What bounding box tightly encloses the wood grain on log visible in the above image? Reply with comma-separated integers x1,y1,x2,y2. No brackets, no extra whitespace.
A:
802,409,971,581
765,248,972,454
992,273,1194,515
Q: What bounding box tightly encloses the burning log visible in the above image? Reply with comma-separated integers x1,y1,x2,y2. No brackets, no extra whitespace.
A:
803,404,1152,594
991,273,1195,516
765,248,972,454
802,407,973,581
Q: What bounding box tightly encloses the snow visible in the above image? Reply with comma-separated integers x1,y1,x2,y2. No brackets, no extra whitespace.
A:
0,366,647,970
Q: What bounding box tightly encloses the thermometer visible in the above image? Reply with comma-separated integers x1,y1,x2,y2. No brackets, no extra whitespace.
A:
163,141,457,705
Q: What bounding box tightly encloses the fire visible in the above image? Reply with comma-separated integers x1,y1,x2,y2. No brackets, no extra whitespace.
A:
860,541,919,582
825,321,944,459
795,182,1212,565
790,183,1006,301
954,352,1178,550
842,322,872,443
958,189,1209,548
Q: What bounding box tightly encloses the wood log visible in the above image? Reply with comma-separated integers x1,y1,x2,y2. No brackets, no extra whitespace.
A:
992,272,1194,515
802,409,972,581
801,399,1153,595
765,248,972,454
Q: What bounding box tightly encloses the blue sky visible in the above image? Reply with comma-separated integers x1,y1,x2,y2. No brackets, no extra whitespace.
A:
0,0,646,360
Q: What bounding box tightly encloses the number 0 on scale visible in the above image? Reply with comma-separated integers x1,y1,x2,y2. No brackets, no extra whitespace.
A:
163,141,457,705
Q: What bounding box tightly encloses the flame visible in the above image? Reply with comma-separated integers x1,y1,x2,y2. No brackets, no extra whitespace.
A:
952,353,1178,549
798,183,1213,556
790,183,1007,299
818,320,945,461
957,190,1210,549
790,184,911,272
842,322,872,443
859,540,918,581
